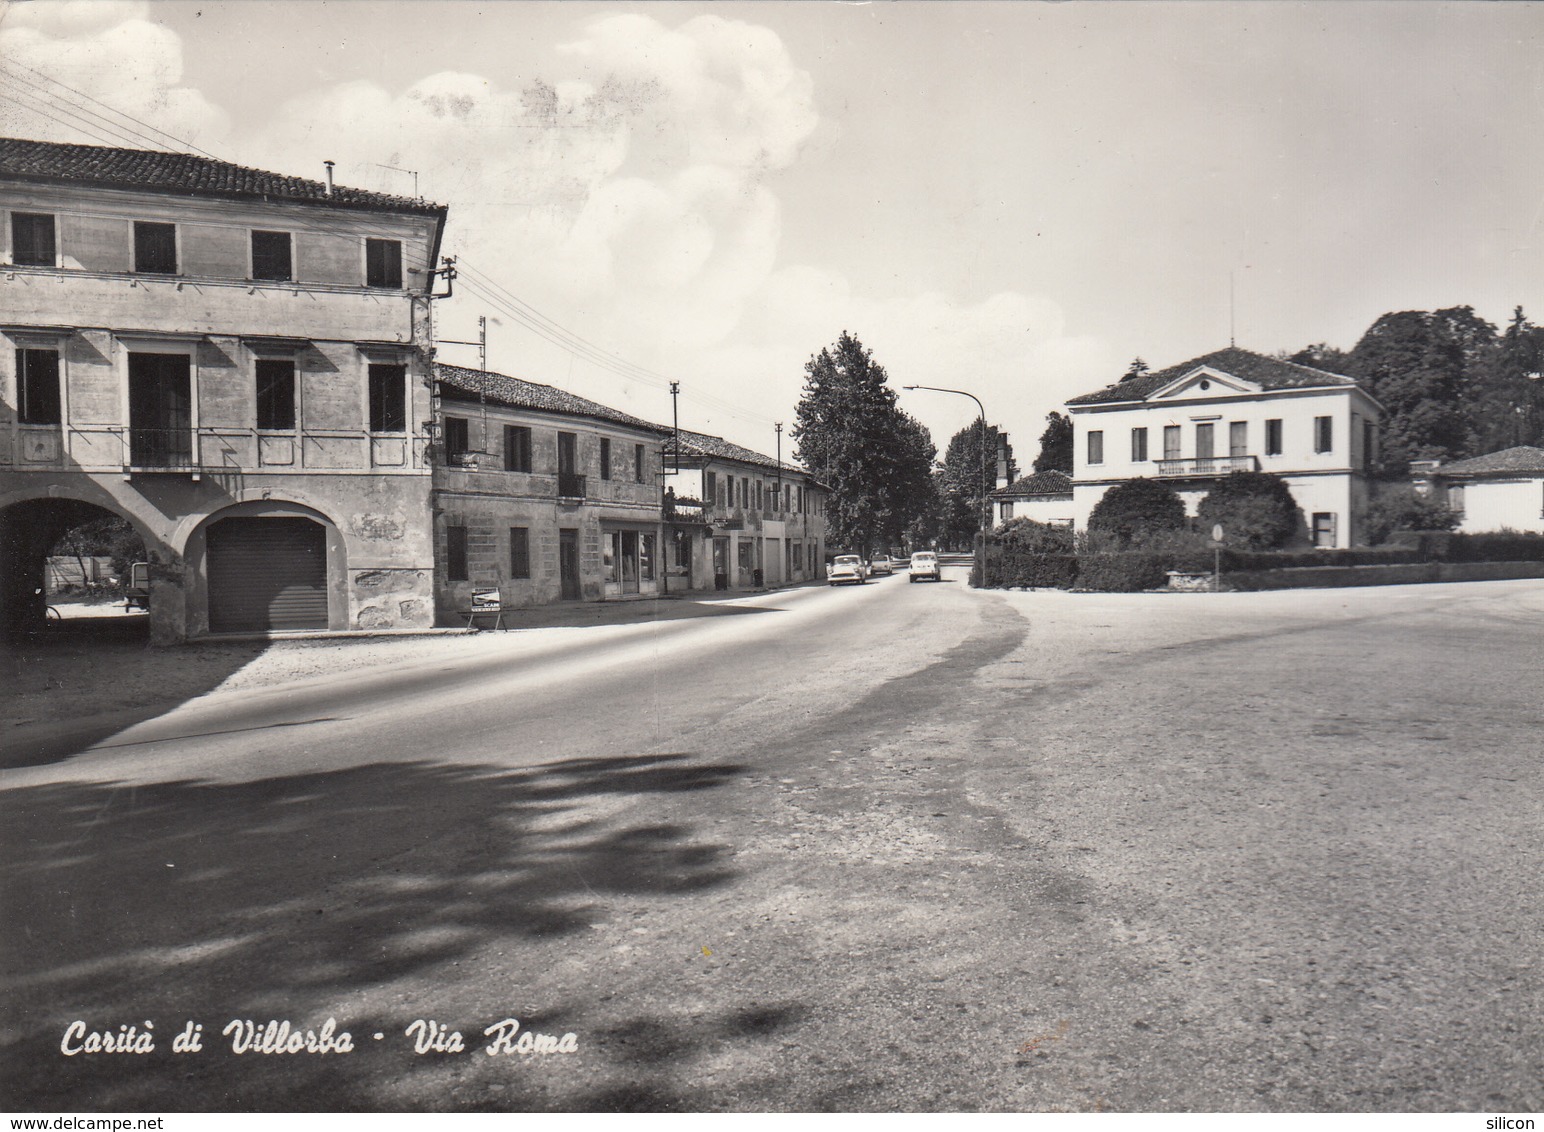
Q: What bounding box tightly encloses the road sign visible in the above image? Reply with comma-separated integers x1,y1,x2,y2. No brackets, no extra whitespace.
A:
1211,524,1225,542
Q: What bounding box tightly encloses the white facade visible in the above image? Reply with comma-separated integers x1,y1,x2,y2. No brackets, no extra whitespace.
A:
1066,351,1382,548
1415,447,1544,534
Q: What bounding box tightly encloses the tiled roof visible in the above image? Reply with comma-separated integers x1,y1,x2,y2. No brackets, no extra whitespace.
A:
672,428,809,475
0,136,444,216
435,364,669,434
1067,347,1357,406
1435,445,1544,477
989,469,1073,498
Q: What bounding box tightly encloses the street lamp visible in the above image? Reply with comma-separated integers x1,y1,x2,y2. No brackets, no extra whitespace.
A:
903,384,991,536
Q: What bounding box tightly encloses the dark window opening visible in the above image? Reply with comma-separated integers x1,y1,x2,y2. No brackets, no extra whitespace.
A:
443,416,470,462
1315,416,1333,454
1266,419,1283,456
446,525,468,581
255,358,296,430
11,212,56,267
251,230,293,281
504,425,532,472
133,221,177,274
1131,427,1147,463
366,238,403,288
635,442,646,483
368,363,406,433
1087,430,1104,466
600,437,612,480
510,527,531,579
128,352,192,466
16,348,61,425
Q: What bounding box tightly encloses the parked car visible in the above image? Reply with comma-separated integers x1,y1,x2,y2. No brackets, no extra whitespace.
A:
829,555,867,586
908,551,941,582
868,556,893,577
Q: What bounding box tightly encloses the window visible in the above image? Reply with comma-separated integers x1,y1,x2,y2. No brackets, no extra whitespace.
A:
599,437,612,480
1000,502,1015,522
1130,427,1148,463
635,442,646,483
1315,416,1333,454
365,238,403,288
1163,425,1181,460
1363,419,1376,469
254,358,296,430
1229,421,1247,458
1195,422,1215,460
16,348,61,424
1447,484,1465,514
741,477,749,508
368,363,406,433
11,212,56,267
705,470,717,506
251,230,293,281
1265,419,1283,456
603,532,618,582
641,533,655,581
443,416,470,462
446,525,468,581
504,425,532,472
756,480,764,509
1087,430,1104,466
510,527,531,579
1311,512,1337,548
133,221,177,274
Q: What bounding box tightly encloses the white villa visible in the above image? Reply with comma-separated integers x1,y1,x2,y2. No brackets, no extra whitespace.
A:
1064,348,1384,547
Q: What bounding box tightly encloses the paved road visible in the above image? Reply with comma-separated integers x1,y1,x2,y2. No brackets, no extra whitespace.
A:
2,573,1541,1111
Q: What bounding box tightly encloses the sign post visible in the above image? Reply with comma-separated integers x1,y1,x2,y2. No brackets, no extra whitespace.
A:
1208,524,1226,592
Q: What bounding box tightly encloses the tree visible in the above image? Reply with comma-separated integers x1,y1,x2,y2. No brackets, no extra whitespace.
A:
1087,478,1186,546
1120,358,1150,382
1362,484,1461,545
1471,307,1544,453
1284,343,1350,372
1032,411,1073,474
940,421,1001,541
792,331,936,555
1195,472,1303,550
1345,306,1497,475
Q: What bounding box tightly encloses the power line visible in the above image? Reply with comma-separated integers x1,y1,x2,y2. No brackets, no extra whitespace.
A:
0,58,221,159
0,75,159,152
453,275,783,432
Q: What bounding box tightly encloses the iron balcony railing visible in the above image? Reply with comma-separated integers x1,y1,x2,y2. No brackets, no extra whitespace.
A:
128,427,196,469
1154,455,1259,477
557,471,586,499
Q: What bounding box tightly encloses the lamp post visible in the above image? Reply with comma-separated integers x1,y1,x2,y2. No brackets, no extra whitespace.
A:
903,384,991,536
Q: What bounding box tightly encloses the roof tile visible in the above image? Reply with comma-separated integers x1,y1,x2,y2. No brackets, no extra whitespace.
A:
0,136,444,216
1067,347,1357,406
435,364,669,434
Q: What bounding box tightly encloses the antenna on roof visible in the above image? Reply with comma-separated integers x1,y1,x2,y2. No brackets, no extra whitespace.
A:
373,163,420,200
1229,270,1236,348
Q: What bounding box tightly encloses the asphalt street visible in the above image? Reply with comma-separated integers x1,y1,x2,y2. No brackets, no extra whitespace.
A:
2,572,1541,1111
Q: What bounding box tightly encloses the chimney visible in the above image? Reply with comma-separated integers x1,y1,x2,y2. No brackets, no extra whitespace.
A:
323,160,335,197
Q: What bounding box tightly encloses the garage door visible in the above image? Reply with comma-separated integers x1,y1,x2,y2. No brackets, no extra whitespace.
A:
207,517,328,632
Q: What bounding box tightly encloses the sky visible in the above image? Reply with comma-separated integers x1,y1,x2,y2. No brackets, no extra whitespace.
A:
2,0,1541,466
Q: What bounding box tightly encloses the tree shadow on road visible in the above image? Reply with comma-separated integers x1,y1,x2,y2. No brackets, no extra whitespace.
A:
0,753,768,1111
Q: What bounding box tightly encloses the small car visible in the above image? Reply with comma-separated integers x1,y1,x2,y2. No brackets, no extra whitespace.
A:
868,556,893,577
908,551,941,582
829,555,867,585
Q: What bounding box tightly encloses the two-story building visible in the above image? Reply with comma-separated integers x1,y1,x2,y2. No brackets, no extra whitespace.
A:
432,363,671,611
1064,347,1383,547
663,429,827,591
0,137,448,642
989,469,1074,528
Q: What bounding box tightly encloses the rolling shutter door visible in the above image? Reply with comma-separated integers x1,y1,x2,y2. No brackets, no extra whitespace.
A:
207,517,328,632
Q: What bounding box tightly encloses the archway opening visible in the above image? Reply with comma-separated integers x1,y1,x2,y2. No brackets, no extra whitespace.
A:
1,498,149,645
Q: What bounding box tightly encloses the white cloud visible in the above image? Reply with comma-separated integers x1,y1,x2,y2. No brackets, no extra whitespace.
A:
0,2,228,147
0,3,1108,457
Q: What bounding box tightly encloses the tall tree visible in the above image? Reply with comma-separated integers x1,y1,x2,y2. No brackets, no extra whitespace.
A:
1471,307,1544,452
1032,411,1073,473
940,421,1001,540
1345,306,1497,475
792,332,935,554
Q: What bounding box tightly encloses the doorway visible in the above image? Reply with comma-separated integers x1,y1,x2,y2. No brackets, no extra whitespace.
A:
128,353,192,467
559,528,581,600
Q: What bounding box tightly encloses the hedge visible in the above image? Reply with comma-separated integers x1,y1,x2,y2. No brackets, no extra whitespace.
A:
975,528,1544,593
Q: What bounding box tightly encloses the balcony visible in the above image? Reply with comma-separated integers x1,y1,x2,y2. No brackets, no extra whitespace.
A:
127,427,196,471
557,471,586,500
1154,455,1259,478
664,495,707,523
